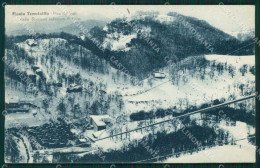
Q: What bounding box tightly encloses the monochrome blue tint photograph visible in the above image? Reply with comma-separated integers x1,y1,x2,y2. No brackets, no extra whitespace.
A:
4,5,256,163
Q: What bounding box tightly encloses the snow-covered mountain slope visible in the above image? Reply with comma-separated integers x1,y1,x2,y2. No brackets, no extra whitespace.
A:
124,55,254,113
164,144,255,163
91,12,255,78
103,33,137,52
163,120,255,163
205,54,254,66
5,35,255,125
7,38,135,88
5,37,144,124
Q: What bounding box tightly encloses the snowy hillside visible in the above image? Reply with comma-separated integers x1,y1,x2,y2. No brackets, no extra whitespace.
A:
124,55,255,113
4,9,255,163
163,120,255,163
5,37,255,119
164,144,255,163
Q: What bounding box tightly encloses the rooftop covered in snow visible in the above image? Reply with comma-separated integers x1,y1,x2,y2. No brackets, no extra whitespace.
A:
90,115,112,127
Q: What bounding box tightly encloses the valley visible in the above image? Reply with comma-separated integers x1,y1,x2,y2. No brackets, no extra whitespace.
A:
4,10,255,163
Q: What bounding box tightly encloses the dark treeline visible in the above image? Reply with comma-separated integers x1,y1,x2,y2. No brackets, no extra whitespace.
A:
52,124,230,163
206,106,254,127
130,98,254,126
129,98,225,121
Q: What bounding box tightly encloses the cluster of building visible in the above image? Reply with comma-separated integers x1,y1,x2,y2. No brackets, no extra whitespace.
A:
87,115,113,141
5,97,39,114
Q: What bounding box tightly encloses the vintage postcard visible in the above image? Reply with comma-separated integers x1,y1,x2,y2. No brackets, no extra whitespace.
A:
4,4,256,163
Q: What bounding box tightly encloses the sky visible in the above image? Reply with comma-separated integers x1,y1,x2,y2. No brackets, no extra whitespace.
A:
5,5,255,34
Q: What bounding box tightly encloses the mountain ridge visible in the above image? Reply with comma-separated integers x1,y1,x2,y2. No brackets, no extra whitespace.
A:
5,12,254,78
